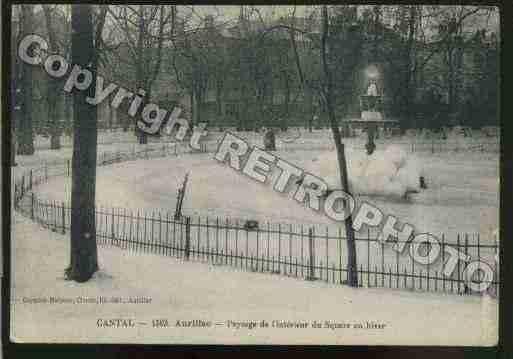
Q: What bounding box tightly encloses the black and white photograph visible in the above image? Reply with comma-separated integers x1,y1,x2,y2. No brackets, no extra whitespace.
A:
7,4,501,346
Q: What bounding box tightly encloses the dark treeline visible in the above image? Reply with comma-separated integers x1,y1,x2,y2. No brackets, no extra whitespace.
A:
11,5,499,145
9,5,499,284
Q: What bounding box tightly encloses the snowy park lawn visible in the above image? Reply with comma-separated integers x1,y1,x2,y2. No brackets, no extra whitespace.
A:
34,147,499,240
11,214,498,345
11,138,499,345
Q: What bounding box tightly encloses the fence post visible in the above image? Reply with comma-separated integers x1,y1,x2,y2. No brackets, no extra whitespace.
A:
185,217,191,260
464,235,469,294
67,159,70,177
29,169,33,190
457,235,461,294
111,208,116,242
61,202,66,234
308,227,315,280
31,192,35,220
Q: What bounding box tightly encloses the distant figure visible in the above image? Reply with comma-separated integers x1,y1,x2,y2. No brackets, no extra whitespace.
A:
365,125,377,155
419,176,427,189
263,128,276,151
365,141,376,155
439,125,448,140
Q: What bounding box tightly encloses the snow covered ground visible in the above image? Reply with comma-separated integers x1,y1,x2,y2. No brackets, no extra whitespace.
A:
10,136,499,345
33,147,499,240
11,213,498,345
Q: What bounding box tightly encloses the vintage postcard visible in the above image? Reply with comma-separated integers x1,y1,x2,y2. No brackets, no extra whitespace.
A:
8,4,500,346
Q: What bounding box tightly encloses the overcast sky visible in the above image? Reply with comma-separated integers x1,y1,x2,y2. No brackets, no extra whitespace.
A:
12,5,499,38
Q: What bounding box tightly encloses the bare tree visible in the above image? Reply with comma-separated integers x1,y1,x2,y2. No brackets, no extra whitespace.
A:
17,4,35,155
258,9,360,283
433,6,488,123
320,5,359,287
107,5,175,143
411,6,491,127
288,8,314,132
42,5,64,149
399,5,420,131
170,9,240,128
66,4,100,282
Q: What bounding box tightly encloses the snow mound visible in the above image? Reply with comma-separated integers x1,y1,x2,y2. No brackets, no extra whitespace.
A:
307,145,425,198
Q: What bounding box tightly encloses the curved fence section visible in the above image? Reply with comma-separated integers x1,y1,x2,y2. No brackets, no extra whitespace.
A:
200,129,500,154
12,142,499,297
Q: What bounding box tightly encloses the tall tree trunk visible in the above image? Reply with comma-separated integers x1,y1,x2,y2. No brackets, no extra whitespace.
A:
63,93,73,136
454,35,464,124
49,95,63,150
109,99,114,130
321,6,358,287
447,46,456,120
288,22,313,132
135,5,148,145
402,5,417,131
66,4,99,282
43,5,62,150
10,77,18,166
193,75,201,126
215,77,224,129
18,4,35,155
11,16,22,165
283,70,290,131
307,90,313,133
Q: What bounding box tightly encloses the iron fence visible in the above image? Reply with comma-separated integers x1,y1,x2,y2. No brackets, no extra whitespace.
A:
12,145,499,296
